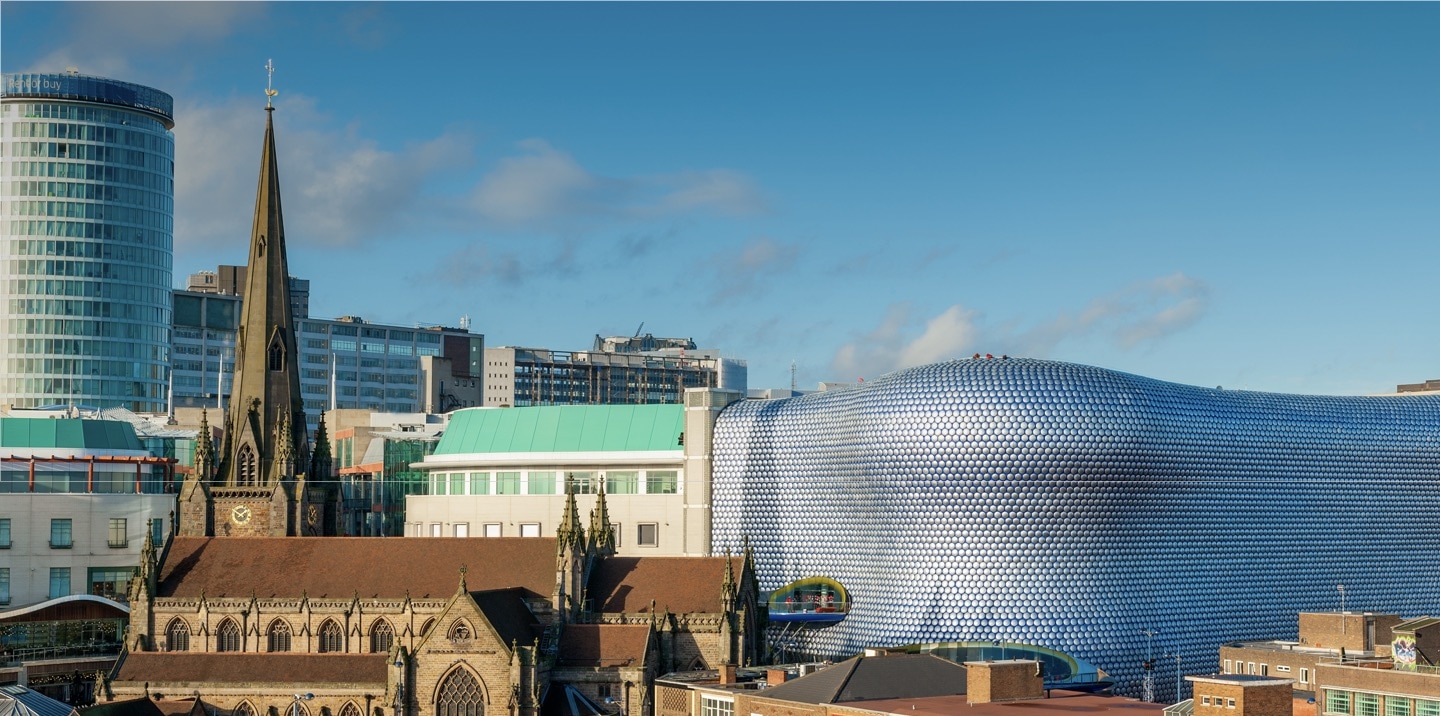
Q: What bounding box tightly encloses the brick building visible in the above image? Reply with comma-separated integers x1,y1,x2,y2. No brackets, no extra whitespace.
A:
97,489,761,716
1185,675,1293,716
1221,613,1403,693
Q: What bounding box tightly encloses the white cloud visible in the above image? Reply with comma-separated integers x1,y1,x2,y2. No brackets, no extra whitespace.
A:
707,236,802,303
469,140,766,229
19,2,265,79
174,95,472,249
830,273,1210,379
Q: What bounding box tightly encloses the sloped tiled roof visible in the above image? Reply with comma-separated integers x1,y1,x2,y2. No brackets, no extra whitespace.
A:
470,588,542,647
587,557,738,614
434,405,684,455
112,653,387,686
758,654,967,704
556,624,651,667
157,537,557,599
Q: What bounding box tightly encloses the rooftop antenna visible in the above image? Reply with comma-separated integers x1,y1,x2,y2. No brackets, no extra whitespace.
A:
264,59,278,109
1140,629,1159,703
459,314,471,332
791,360,797,393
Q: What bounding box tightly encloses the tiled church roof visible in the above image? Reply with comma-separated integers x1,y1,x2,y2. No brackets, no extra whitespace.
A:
587,557,739,614
556,625,651,667
157,537,558,599
112,653,388,686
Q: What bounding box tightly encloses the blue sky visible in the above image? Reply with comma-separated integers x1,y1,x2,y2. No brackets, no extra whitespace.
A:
4,2,1437,394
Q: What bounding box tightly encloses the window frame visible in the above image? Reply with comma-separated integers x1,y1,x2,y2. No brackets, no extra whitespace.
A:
637,522,659,548
108,517,128,548
0,518,11,548
48,567,71,598
50,518,73,549
483,523,502,537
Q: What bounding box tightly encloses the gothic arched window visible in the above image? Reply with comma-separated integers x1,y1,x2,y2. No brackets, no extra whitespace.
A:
338,703,361,716
237,444,257,487
165,618,189,652
234,702,257,716
435,668,485,716
268,619,292,652
448,620,472,640
318,619,344,653
370,619,394,654
216,618,241,652
420,618,436,637
268,335,285,372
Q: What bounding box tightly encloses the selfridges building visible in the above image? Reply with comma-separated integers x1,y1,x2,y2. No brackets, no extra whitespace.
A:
711,358,1440,697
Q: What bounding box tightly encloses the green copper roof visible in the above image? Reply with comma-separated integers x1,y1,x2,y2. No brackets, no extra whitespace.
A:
0,418,143,451
434,405,685,455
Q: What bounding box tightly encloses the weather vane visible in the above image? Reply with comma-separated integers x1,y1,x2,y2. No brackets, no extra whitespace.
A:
265,59,278,109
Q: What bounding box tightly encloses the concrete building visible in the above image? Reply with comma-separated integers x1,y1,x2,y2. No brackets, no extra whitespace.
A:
1221,612,1404,693
0,416,177,609
483,337,745,408
183,265,310,327
171,290,483,432
1184,675,1294,716
1315,622,1440,716
332,409,445,536
408,389,741,554
1,72,175,412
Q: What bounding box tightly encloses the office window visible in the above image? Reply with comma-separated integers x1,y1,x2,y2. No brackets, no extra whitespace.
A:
49,567,71,598
527,471,555,495
109,518,128,548
1301,667,1310,684
701,696,733,716
1416,701,1439,716
450,472,466,496
496,472,521,495
0,518,10,548
637,523,659,547
1326,690,1351,716
454,523,469,538
483,523,502,537
430,523,442,537
1248,662,1256,675
1223,659,1232,674
520,523,540,538
645,470,678,494
566,472,596,494
1358,694,1380,716
1275,665,1290,673
469,472,491,495
605,471,639,494
1260,663,1268,676
151,519,164,546
431,474,447,495
89,567,134,599
51,518,73,548
0,568,9,605
1202,697,1211,707
1387,697,1412,716
1227,699,1235,710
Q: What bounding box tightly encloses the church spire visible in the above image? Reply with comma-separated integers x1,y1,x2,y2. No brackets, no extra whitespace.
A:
556,479,585,550
193,408,214,482
214,68,309,491
588,484,616,556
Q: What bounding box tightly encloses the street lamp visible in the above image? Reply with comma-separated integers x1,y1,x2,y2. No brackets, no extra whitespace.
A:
290,693,314,716
1338,584,1346,635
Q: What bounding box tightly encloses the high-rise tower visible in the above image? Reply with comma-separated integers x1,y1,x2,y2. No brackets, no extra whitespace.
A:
1,72,175,411
179,69,333,536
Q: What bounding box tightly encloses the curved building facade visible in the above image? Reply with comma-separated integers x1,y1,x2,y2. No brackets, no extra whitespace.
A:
1,72,175,411
711,359,1440,698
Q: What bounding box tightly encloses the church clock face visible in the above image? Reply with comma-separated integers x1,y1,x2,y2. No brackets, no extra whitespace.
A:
231,504,253,526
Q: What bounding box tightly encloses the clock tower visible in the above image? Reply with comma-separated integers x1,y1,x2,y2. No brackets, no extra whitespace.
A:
178,64,335,537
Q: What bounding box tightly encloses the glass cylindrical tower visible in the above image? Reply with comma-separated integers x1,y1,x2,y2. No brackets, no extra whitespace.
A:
1,72,175,411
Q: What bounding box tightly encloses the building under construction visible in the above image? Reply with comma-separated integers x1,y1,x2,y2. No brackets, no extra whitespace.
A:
483,335,746,407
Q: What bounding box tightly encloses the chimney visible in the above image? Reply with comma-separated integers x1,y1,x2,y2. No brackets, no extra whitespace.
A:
766,669,789,686
719,664,737,685
965,660,1044,704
